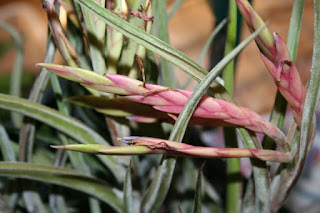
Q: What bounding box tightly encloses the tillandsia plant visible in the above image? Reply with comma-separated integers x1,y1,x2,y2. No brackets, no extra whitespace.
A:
0,0,320,212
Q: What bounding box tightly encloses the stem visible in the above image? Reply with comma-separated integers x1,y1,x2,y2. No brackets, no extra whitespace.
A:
223,1,241,212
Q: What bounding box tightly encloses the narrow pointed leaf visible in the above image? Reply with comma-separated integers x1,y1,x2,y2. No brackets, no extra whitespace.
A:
106,0,124,74
192,164,203,213
19,38,55,162
124,161,133,213
168,0,184,20
287,0,305,62
82,0,107,74
152,0,175,87
0,124,16,162
0,21,24,127
197,18,228,65
66,95,171,120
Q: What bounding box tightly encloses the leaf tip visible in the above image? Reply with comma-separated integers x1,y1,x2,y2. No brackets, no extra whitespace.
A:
36,63,44,67
50,145,67,150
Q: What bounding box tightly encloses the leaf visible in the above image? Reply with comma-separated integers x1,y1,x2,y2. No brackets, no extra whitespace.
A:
192,163,204,213
0,124,16,162
181,18,227,89
197,18,228,65
287,0,305,61
151,0,175,87
18,37,54,162
0,93,125,181
66,95,170,120
82,0,107,74
123,161,133,213
0,21,24,127
0,162,123,212
168,0,184,20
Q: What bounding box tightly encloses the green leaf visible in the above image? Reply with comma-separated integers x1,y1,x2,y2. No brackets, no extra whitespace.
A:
82,0,107,74
50,68,91,174
0,162,123,212
141,157,176,213
123,161,133,213
168,0,184,20
66,95,168,119
287,0,305,62
0,21,24,127
106,0,124,74
242,179,255,213
0,124,16,162
118,0,144,76
181,18,227,89
192,163,204,213
18,37,54,162
299,0,320,166
152,0,175,87
197,18,228,65
0,93,125,180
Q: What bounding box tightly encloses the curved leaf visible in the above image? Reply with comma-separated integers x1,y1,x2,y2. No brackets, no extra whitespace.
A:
0,21,24,127
123,161,133,213
0,162,123,212
0,93,125,180
192,164,204,213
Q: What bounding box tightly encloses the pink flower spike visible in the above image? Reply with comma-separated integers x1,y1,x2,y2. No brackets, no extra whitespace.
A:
236,0,307,127
41,63,288,149
106,73,148,95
